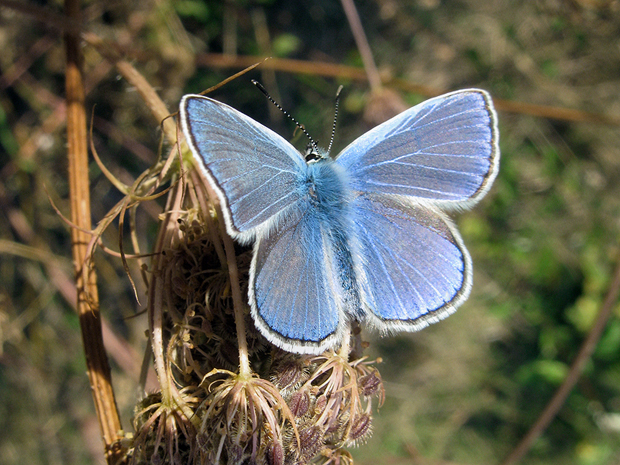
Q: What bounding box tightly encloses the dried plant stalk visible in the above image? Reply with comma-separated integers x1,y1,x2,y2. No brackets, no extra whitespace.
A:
64,0,123,462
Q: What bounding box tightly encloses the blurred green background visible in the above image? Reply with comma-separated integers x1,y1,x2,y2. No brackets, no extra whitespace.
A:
1,0,620,464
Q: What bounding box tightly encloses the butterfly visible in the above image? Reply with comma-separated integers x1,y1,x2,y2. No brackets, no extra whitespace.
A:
180,88,499,354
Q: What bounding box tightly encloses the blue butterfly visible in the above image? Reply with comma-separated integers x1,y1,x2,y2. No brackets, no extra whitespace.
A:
180,89,499,354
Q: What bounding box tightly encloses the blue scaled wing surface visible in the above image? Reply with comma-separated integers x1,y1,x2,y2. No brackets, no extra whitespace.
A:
336,89,499,208
181,94,343,353
249,207,344,353
349,194,471,329
336,89,498,328
180,95,308,241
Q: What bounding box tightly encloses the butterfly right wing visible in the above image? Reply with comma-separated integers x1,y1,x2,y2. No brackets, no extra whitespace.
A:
349,194,472,331
335,89,499,209
250,205,345,354
180,95,308,240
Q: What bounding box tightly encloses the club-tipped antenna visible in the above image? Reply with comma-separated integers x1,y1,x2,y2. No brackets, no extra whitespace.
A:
252,80,319,156
327,85,344,154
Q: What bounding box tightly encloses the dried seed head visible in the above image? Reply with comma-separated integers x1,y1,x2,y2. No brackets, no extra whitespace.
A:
196,431,208,451
266,440,284,465
322,447,354,465
298,425,324,463
314,394,328,416
348,413,372,444
288,390,310,418
190,219,204,237
150,451,164,465
213,334,242,369
201,318,213,335
226,442,244,464
125,168,387,464
359,370,382,397
274,363,303,389
326,410,345,435
270,356,309,391
171,275,189,297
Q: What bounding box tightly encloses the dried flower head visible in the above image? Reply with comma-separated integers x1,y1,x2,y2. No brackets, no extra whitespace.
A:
196,369,298,464
121,137,385,465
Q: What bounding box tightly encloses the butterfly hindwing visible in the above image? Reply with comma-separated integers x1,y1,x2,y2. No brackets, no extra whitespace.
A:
336,89,499,207
180,95,308,239
350,194,471,330
250,204,344,354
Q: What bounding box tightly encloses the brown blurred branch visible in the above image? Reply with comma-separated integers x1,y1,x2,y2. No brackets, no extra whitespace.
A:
196,53,620,127
501,250,620,465
64,0,123,463
0,0,80,32
340,0,382,91
82,32,177,145
3,0,618,128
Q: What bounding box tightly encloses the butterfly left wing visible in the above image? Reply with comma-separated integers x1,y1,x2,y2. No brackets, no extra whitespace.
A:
180,95,308,240
350,194,472,330
336,89,499,208
250,206,345,354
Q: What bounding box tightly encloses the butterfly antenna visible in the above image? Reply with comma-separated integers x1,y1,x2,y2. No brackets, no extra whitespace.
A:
327,85,344,154
252,80,320,156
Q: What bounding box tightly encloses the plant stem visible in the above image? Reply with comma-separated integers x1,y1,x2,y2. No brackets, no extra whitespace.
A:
64,0,122,462
340,0,382,91
205,181,252,378
222,222,252,378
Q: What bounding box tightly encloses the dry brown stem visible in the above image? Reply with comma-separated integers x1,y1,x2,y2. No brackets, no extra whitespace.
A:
64,0,123,462
197,53,620,127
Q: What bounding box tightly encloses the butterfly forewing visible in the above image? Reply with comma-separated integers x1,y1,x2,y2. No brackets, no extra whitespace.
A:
181,95,308,238
336,90,499,207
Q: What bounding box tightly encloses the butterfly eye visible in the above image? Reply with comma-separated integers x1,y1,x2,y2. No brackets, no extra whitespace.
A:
305,143,321,162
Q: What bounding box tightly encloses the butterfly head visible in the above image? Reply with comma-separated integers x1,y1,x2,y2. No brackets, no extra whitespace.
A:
305,142,332,164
